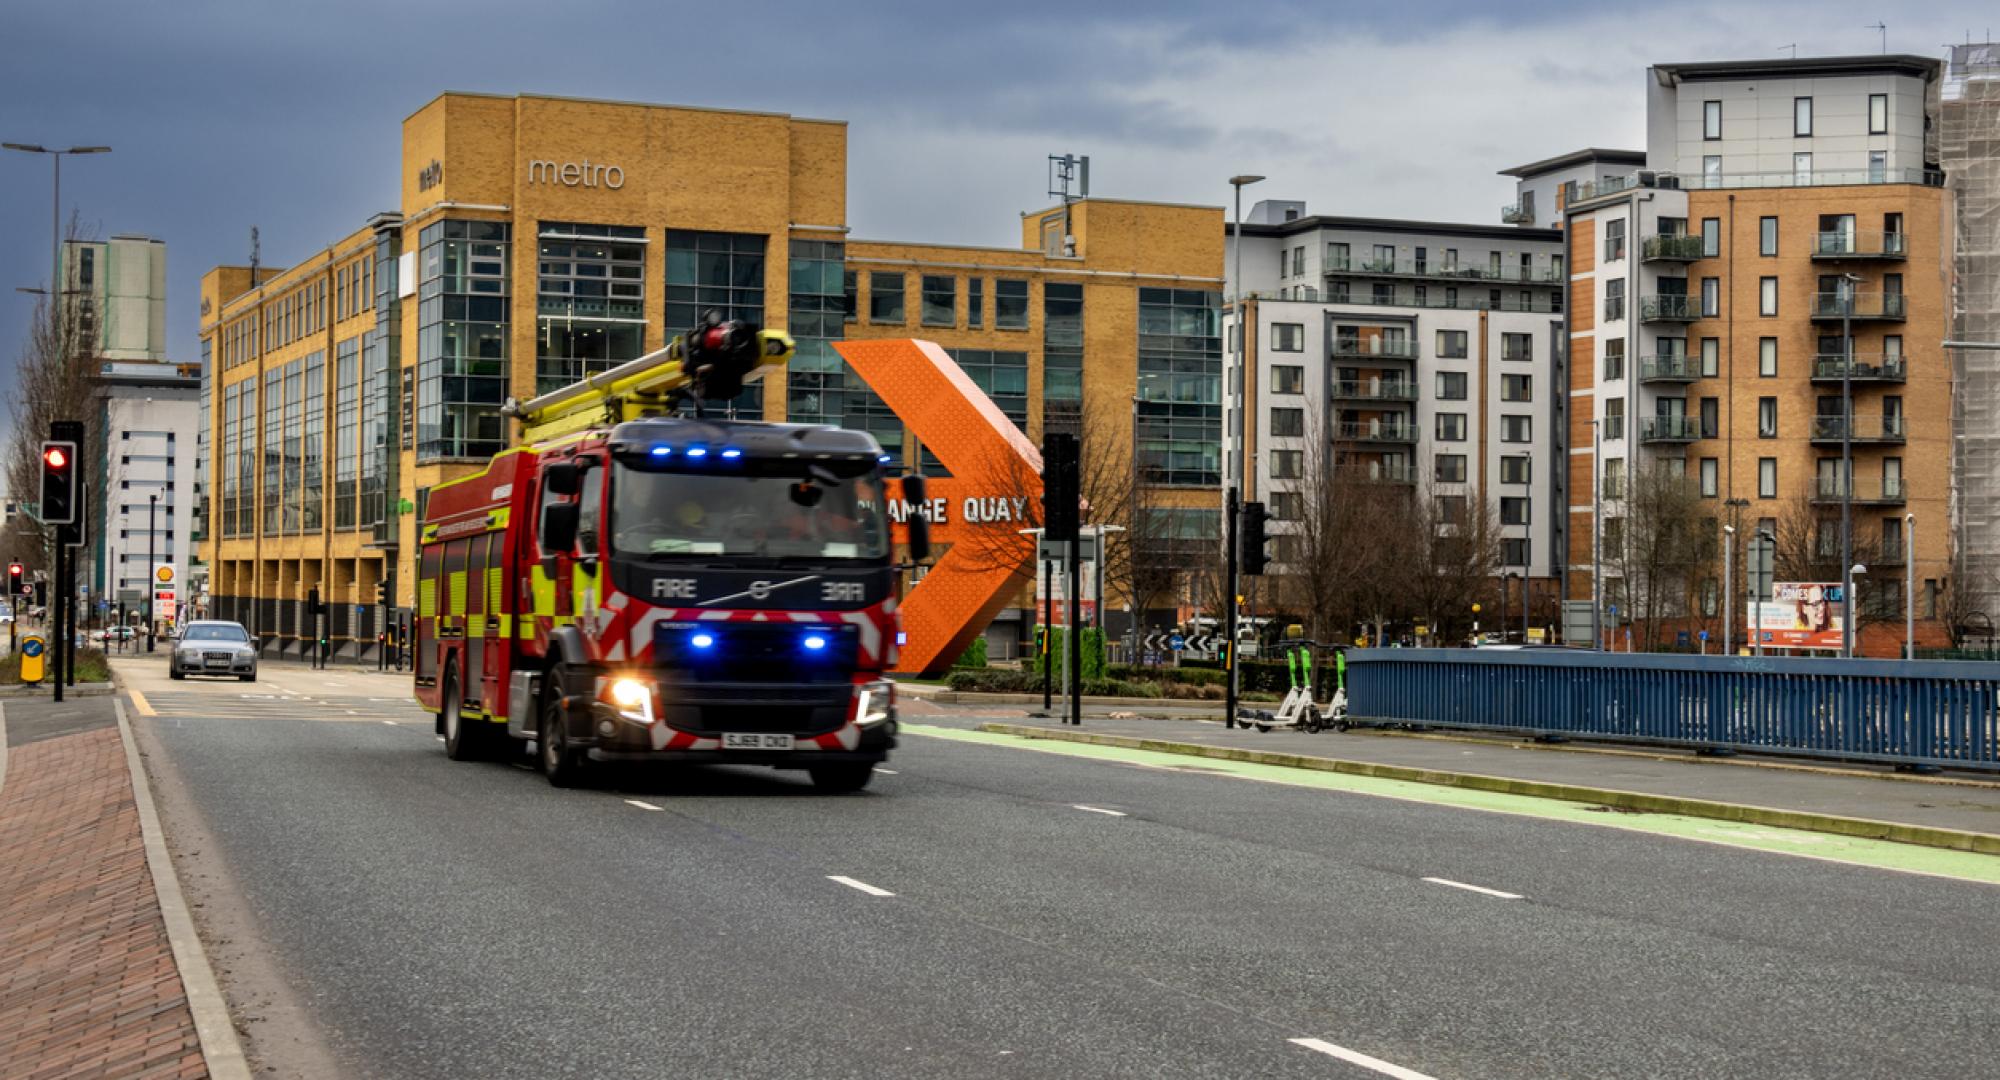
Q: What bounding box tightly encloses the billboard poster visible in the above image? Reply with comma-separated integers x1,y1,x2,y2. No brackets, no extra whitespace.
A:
1748,582,1847,650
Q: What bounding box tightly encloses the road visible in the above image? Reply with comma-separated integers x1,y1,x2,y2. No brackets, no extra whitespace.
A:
122,656,2000,1079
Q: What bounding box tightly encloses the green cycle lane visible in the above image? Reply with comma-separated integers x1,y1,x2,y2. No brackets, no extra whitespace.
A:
903,724,2000,887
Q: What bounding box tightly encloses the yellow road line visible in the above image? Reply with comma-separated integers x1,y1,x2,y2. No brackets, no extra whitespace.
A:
128,687,156,717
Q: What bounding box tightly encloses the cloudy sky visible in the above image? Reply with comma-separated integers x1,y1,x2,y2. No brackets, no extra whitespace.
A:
1,0,1992,403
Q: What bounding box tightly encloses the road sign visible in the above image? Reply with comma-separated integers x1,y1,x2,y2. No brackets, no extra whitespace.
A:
1699,630,1709,640
1677,630,1691,646
1168,633,1185,651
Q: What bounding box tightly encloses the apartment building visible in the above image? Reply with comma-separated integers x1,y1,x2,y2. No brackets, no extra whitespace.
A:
94,361,200,630
57,235,168,361
197,92,1223,660
1553,54,1949,655
1226,204,1567,625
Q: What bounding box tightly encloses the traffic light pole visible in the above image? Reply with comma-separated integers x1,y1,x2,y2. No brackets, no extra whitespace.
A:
1067,537,1082,727
51,540,65,702
1224,486,1239,729
1041,558,1052,712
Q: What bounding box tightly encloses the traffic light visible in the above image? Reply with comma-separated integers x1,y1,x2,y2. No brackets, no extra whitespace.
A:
41,441,78,525
7,561,20,595
1241,500,1272,576
1041,432,1079,542
375,576,391,606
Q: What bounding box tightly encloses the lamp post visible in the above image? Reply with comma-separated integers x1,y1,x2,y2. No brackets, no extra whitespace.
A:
1224,173,1263,729
1501,573,1517,643
1591,419,1603,650
1754,527,1775,656
146,494,157,653
2,143,112,292
1905,512,1916,661
1839,271,1861,658
1522,449,1532,643
1723,524,1736,656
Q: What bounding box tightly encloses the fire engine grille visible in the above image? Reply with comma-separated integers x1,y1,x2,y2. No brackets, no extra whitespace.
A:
656,683,851,738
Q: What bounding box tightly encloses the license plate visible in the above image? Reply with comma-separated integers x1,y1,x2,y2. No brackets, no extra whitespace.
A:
722,733,794,750
205,659,229,667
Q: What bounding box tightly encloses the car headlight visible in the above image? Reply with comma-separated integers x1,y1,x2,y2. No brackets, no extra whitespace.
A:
853,680,893,728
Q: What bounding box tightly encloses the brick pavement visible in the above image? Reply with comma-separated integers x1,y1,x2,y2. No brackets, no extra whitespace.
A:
0,724,208,1079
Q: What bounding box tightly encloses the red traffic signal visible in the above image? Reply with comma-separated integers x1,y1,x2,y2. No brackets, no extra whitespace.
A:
43,446,66,470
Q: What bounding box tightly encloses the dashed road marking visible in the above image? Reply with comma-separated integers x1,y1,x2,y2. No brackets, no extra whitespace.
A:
381,720,399,726
827,876,895,897
1072,805,1127,817
128,688,156,717
873,767,898,775
1288,1038,1436,1079
1421,876,1523,900
624,799,665,811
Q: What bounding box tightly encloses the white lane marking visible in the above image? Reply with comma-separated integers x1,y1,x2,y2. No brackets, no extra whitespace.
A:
624,799,665,811
1289,1038,1437,1079
827,875,895,897
381,720,399,726
347,710,361,716
873,767,898,775
1072,805,1128,817
1421,876,1523,900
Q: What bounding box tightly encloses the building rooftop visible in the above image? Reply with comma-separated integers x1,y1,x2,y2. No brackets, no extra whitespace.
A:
1239,212,1561,243
1498,148,1645,180
1651,54,1941,84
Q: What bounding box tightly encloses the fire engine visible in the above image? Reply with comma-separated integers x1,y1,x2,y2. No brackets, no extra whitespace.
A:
414,316,930,790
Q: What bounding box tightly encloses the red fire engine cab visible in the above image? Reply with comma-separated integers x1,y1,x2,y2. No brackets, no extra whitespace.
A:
414,318,930,790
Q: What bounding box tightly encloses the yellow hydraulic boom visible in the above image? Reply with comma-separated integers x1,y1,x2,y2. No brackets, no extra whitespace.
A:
502,321,795,443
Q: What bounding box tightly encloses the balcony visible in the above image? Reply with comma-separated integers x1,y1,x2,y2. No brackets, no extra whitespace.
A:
1637,354,1700,383
1335,420,1419,444
1569,167,1941,209
1328,336,1418,360
1639,415,1699,443
1640,294,1699,323
1331,379,1418,402
1642,235,1706,262
1808,477,1907,506
1340,462,1418,485
1501,203,1535,225
1810,355,1908,383
1812,230,1908,261
1809,415,1908,444
1810,292,1907,322
1328,260,1562,286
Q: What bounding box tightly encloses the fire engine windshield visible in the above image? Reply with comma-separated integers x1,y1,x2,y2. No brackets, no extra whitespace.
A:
610,463,890,562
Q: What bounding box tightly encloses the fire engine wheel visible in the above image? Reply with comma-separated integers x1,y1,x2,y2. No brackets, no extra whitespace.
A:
441,665,485,762
539,688,586,788
809,764,875,793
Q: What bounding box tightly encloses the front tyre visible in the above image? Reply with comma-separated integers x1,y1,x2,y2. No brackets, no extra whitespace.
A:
809,763,875,793
539,682,586,788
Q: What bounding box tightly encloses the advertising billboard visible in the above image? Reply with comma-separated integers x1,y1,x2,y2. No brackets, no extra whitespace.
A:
1748,581,1848,650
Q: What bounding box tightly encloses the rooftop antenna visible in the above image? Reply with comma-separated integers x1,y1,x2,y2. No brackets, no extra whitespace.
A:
1047,154,1089,205
1779,43,1797,58
249,226,261,287
1867,21,1887,53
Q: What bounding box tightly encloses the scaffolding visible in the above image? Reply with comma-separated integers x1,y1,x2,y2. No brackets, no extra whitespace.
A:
1943,44,2000,622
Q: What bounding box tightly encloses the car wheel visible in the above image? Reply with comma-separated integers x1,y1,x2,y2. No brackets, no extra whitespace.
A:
539,681,585,788
442,664,485,762
170,666,185,681
809,764,875,793
239,669,256,682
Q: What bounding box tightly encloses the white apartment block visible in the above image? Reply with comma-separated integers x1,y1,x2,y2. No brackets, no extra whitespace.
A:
1226,206,1566,587
58,235,168,361
94,363,201,628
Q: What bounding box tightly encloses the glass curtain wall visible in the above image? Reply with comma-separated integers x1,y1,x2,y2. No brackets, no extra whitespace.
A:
536,222,645,395
666,229,766,417
416,220,509,462
1137,288,1222,487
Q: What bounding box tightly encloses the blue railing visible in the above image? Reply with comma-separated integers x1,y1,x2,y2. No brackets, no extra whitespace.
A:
1345,649,2000,772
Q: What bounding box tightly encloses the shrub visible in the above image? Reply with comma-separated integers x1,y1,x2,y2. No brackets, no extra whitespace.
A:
951,637,989,669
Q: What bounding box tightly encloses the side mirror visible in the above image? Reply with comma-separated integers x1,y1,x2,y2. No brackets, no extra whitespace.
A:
542,501,580,555
543,460,581,497
900,473,931,564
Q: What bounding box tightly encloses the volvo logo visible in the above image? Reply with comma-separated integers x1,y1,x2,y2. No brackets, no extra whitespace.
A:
747,580,773,600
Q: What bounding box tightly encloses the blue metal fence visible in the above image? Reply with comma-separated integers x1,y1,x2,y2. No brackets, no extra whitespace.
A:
1345,649,2000,772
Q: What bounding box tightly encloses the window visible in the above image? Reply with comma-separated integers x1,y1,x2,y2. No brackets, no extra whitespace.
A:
967,278,983,328
1700,457,1719,497
1434,454,1467,483
921,275,955,326
1701,218,1720,257
995,279,1029,329
1327,280,1349,303
1605,219,1626,261
1760,216,1778,255
1793,152,1812,185
1270,365,1304,394
1502,333,1532,362
1700,277,1720,317
1268,491,1301,521
1699,396,1718,439
1435,413,1467,442
1869,150,1887,184
1704,100,1722,140
1501,374,1532,401
1605,279,1625,322
1269,449,1302,479
1700,338,1719,378
1759,277,1778,316
1794,96,1812,137
1760,337,1778,377
1291,246,1305,276
1759,457,1777,498
1603,458,1626,500
1759,396,1777,438
782,238,847,427
1327,242,1349,271
1605,398,1625,441
1269,407,1304,437
538,222,648,395
868,271,906,323
1500,497,1528,525
1135,287,1220,486
1869,93,1889,135
1603,339,1625,381
1502,538,1530,568
1703,155,1723,187
416,219,509,463
948,349,1030,429
1436,330,1468,358
1436,495,1467,526
1371,283,1394,305
1270,323,1304,352
1045,282,1086,432
1435,371,1468,400
1500,415,1531,442
1500,455,1530,484
1372,244,1395,270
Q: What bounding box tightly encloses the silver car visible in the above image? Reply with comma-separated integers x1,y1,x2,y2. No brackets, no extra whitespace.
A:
171,620,259,681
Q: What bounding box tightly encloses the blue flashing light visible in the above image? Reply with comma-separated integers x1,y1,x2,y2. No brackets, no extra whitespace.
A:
720,447,743,459
690,632,716,649
802,634,828,652
649,445,674,458
686,446,709,459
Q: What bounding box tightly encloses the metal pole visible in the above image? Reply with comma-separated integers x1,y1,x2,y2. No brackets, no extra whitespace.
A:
1042,558,1052,711
1906,513,1916,660
1723,525,1735,657
1225,485,1240,728
52,540,64,702
1591,420,1603,650
1841,275,1856,658
1067,537,1082,726
146,494,157,653
1523,449,1532,643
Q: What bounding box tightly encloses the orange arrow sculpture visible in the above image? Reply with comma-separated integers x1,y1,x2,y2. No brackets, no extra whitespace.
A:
833,338,1041,676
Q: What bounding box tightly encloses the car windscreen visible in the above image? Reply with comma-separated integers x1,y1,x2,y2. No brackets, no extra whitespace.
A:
610,463,889,561
183,625,249,642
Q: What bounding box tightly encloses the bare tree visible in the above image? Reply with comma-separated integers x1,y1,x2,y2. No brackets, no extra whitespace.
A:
1939,543,1999,649
1771,492,1897,634
1605,461,1708,650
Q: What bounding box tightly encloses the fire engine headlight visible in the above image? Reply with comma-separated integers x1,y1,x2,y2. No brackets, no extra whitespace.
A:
606,678,656,726
853,680,893,728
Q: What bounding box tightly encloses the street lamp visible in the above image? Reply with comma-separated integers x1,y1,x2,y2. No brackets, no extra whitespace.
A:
147,494,158,653
1904,512,1915,661
3,143,112,292
1224,173,1263,734
1839,271,1862,658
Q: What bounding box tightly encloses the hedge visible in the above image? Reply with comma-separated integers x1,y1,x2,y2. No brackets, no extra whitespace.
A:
951,636,989,669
